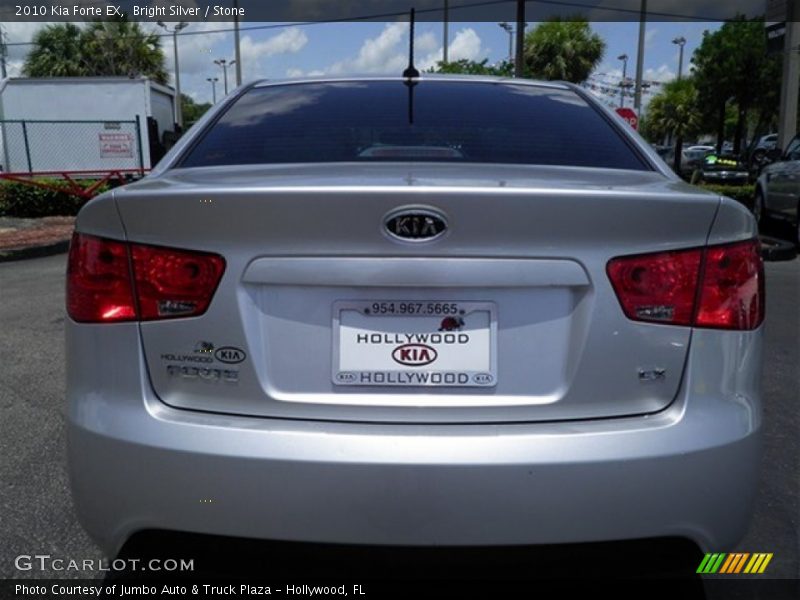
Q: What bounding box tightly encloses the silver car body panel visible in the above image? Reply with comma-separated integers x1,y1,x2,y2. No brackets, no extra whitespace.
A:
67,76,763,552
67,320,761,556
108,164,725,423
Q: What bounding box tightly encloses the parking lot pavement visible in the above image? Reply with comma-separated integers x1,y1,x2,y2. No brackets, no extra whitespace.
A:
0,253,797,582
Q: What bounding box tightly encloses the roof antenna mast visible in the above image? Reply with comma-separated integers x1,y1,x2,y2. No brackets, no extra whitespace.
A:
403,8,420,79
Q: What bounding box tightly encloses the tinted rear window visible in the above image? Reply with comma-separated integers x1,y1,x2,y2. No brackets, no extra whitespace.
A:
179,81,649,171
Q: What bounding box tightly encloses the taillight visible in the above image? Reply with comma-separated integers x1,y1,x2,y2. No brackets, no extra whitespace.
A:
695,241,765,330
607,239,764,331
67,233,225,323
131,244,225,320
67,233,137,323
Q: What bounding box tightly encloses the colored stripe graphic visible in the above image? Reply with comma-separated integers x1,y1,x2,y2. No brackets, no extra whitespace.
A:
697,553,726,574
699,553,773,574
744,553,774,574
720,553,750,573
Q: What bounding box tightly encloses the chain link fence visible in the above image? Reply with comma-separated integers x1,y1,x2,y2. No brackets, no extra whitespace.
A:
0,119,144,174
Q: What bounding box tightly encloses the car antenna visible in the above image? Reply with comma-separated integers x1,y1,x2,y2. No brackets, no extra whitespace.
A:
403,8,419,125
403,8,420,79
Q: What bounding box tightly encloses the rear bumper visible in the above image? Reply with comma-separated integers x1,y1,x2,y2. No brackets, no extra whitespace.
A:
66,324,763,556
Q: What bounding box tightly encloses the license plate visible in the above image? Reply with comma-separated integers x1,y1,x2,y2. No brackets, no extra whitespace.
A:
332,301,497,387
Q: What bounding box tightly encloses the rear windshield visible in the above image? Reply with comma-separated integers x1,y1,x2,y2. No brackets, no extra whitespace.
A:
179,80,649,171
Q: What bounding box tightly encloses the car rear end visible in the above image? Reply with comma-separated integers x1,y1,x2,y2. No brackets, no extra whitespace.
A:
66,77,764,556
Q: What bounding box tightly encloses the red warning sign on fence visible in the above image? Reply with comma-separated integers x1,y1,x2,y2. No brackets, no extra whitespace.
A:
99,133,133,158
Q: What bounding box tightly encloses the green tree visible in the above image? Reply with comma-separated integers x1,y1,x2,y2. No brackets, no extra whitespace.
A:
428,58,514,76
523,18,605,83
181,94,212,128
23,18,167,84
647,78,702,173
81,19,168,84
23,23,89,77
692,17,781,155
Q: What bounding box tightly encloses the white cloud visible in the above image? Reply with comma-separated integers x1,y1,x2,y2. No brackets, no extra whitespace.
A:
235,27,308,80
161,22,231,79
447,28,483,62
1,22,59,61
416,31,439,54
307,23,404,75
644,64,676,83
301,24,486,77
417,28,485,71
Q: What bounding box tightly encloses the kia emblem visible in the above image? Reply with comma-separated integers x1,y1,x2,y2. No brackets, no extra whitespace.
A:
384,208,447,242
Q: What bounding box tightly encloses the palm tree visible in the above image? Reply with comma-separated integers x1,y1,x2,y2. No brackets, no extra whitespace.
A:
22,19,167,85
82,19,168,85
23,23,90,77
523,18,605,83
647,78,702,174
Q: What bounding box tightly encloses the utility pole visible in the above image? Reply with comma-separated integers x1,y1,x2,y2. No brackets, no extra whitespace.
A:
633,0,647,113
778,0,800,151
514,0,525,77
158,21,189,129
214,58,236,95
443,0,449,64
618,54,629,108
207,77,219,104
0,25,7,79
672,36,686,81
234,0,242,86
499,22,514,62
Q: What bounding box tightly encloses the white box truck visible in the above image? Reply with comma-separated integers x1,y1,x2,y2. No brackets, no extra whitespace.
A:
0,77,177,174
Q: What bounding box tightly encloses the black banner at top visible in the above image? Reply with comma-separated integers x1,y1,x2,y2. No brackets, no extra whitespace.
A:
0,0,781,23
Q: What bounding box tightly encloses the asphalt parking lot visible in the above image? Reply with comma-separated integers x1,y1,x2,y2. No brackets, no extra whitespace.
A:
0,253,797,586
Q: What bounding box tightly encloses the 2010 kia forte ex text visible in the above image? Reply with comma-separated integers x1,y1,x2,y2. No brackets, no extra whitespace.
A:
65,76,765,556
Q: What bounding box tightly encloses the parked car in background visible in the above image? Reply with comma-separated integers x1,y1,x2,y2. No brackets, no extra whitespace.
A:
755,133,800,245
757,133,779,151
66,76,764,558
685,145,714,154
661,146,694,179
750,133,780,173
693,152,750,186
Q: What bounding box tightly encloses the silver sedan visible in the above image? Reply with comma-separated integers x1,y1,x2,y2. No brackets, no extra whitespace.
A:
755,134,800,245
66,76,764,557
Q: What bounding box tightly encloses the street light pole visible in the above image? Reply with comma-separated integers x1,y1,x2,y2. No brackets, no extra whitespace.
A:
234,0,242,86
672,36,686,81
514,0,525,78
443,0,449,64
0,25,7,79
214,59,236,95
618,54,628,108
499,22,514,62
207,77,219,104
158,21,188,129
633,0,647,113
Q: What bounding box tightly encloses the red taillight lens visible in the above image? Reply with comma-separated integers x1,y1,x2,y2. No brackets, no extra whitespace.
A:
607,247,702,326
131,244,225,320
695,240,765,330
67,233,137,323
67,233,225,323
607,239,764,331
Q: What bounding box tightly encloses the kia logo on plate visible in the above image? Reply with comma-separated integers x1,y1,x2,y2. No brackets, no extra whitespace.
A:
385,209,447,241
392,344,438,366
214,346,246,364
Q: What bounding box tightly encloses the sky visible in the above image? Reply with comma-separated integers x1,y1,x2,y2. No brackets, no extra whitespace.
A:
1,19,722,113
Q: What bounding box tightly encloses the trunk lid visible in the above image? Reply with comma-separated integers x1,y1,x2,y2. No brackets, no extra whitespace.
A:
114,163,718,423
